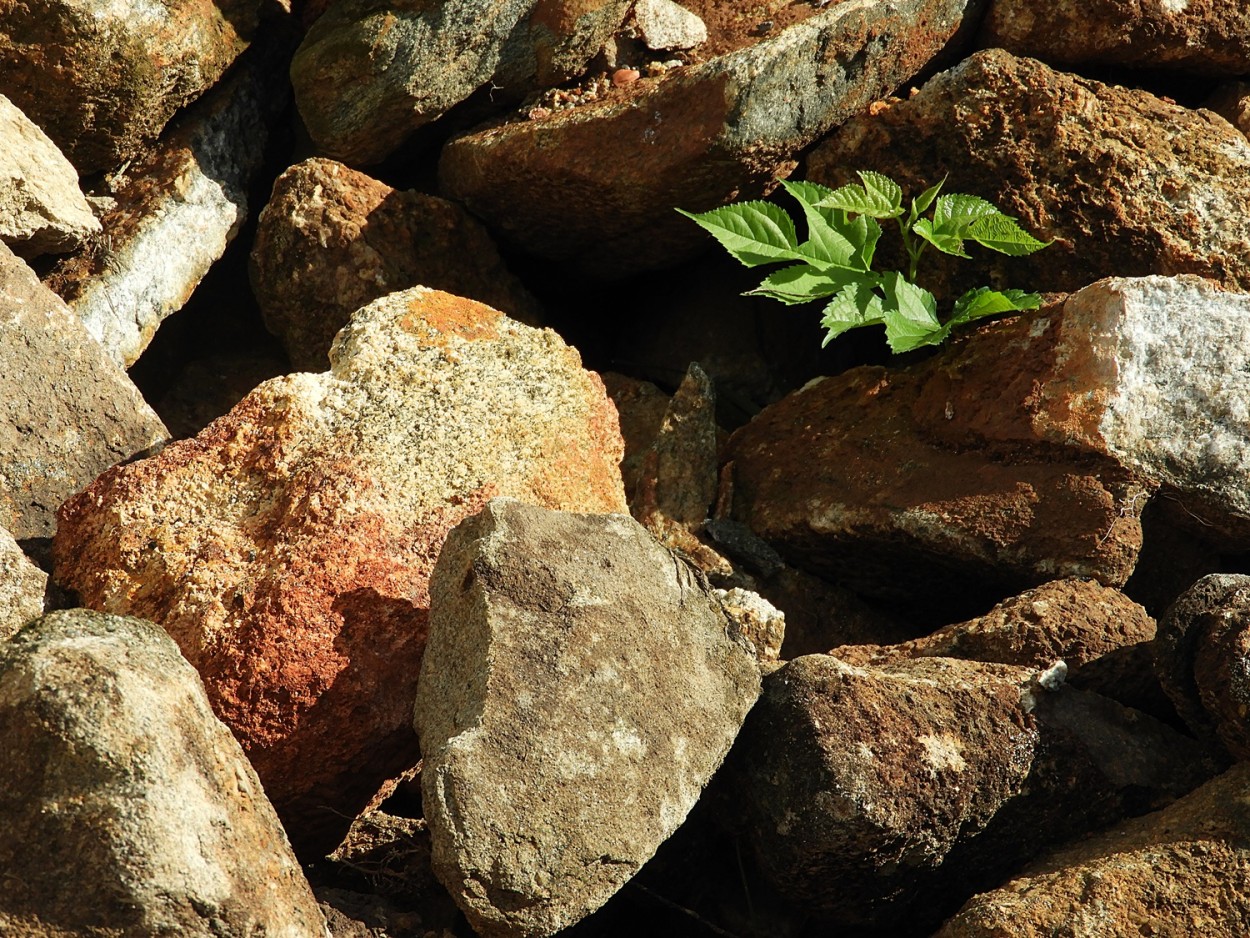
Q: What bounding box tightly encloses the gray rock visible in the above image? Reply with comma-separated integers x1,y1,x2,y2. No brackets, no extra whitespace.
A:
0,0,258,174
731,654,1219,931
415,498,762,937
981,0,1250,77
291,0,631,165
0,94,100,256
0,242,168,541
937,761,1250,937
0,526,45,641
46,45,289,368
0,609,328,936
808,49,1250,297
633,0,707,51
439,0,983,277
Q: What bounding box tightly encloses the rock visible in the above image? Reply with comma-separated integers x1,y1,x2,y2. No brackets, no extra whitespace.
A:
0,94,99,257
600,372,673,499
980,0,1250,77
416,499,761,937
154,349,290,440
831,578,1159,708
715,586,785,664
807,49,1250,297
723,320,1150,620
936,761,1250,937
54,287,627,858
0,0,258,174
0,526,45,641
44,45,290,368
1153,573,1250,757
250,157,543,372
0,242,168,541
730,654,1219,932
1205,79,1250,139
439,0,982,278
633,0,707,51
0,609,328,936
290,0,631,165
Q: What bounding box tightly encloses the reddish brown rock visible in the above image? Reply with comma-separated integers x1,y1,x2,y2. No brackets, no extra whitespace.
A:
250,158,542,372
937,762,1250,937
808,49,1250,298
600,372,672,499
981,0,1250,77
440,0,982,277
53,287,626,858
0,0,259,174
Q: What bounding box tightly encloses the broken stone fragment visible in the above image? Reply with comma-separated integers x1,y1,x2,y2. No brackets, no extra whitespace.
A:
0,609,328,937
415,498,762,938
250,157,543,372
808,49,1250,297
0,94,100,257
632,0,707,51
0,525,45,641
730,654,1219,932
0,242,168,541
53,287,626,859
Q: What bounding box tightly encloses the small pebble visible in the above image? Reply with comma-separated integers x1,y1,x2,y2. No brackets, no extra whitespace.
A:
612,68,641,87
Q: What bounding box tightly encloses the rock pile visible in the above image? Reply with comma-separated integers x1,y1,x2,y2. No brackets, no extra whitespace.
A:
3,0,1250,935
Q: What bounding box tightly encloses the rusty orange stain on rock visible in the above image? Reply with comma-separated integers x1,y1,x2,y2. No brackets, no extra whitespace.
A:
400,290,502,343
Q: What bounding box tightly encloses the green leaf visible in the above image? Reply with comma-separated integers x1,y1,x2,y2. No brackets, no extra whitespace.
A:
746,264,857,305
780,181,869,270
911,176,946,217
951,287,1042,320
820,282,886,346
814,170,905,219
848,214,883,270
676,202,802,267
932,193,998,238
967,214,1052,256
912,217,969,258
880,272,944,352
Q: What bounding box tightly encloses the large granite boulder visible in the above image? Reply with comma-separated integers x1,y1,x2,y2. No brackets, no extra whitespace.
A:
54,287,627,858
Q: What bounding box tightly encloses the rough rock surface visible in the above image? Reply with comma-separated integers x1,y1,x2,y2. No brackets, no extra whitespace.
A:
251,157,543,372
0,526,45,641
0,0,258,174
0,609,328,936
415,498,762,938
808,49,1250,297
54,287,627,858
981,0,1250,77
0,93,99,256
731,654,1219,932
440,0,982,277
600,372,673,499
937,761,1250,936
0,242,168,541
831,578,1158,706
45,46,288,368
291,0,631,165
633,0,707,51
1206,80,1250,138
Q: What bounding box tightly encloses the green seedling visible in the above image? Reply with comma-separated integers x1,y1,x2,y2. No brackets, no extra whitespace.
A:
678,171,1051,353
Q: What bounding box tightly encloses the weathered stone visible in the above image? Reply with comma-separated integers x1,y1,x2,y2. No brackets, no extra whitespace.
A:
154,350,290,440
54,287,626,858
0,0,258,174
0,242,168,541
831,579,1158,707
981,0,1250,77
937,762,1250,937
250,157,543,372
633,0,707,51
415,498,761,938
45,45,289,368
1205,80,1250,139
724,323,1150,619
0,93,99,257
808,49,1250,297
0,526,45,641
291,0,631,165
600,372,672,500
440,0,982,277
731,654,1219,931
0,609,328,936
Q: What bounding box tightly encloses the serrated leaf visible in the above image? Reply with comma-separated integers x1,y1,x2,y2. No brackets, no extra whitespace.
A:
951,287,1043,323
820,282,886,346
880,272,943,352
814,171,905,219
932,193,999,238
746,264,859,305
676,202,801,267
781,179,838,212
848,214,883,270
910,176,946,217
912,217,969,258
967,214,1052,256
